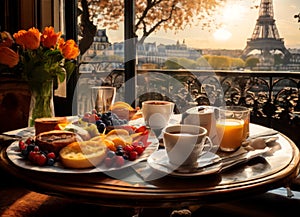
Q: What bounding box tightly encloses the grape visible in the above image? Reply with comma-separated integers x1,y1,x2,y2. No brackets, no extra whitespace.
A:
112,119,120,125
97,122,106,133
86,110,130,134
111,113,119,119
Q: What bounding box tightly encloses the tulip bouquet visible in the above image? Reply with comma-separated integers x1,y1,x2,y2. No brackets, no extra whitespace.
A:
0,26,80,126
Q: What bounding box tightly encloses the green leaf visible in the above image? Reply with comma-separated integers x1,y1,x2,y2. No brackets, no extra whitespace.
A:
56,67,66,83
64,60,77,82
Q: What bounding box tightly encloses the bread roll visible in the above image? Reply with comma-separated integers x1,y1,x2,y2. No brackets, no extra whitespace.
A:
35,117,68,135
59,140,107,169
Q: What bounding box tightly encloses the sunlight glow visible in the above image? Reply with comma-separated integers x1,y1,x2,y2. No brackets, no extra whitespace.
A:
213,28,232,41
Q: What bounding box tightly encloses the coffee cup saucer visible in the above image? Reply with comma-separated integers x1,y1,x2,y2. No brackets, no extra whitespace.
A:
147,149,222,177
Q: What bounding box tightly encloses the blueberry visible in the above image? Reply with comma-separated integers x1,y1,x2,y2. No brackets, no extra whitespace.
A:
47,158,55,166
115,149,124,156
27,144,35,152
116,145,123,150
21,149,29,157
107,150,116,158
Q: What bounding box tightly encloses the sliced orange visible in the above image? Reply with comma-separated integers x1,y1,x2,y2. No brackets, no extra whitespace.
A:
106,128,130,136
90,134,105,142
111,137,127,147
103,139,116,151
54,122,70,130
110,101,135,111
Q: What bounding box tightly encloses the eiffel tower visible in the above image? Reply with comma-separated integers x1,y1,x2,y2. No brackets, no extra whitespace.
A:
241,0,291,62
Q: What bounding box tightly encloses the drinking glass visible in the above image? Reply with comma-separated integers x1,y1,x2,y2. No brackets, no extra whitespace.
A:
216,106,250,152
91,86,116,113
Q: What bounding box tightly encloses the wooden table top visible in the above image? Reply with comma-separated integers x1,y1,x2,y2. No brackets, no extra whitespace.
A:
0,123,299,209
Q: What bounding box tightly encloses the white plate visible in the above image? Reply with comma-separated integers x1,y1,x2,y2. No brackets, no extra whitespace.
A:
147,149,222,177
6,135,159,174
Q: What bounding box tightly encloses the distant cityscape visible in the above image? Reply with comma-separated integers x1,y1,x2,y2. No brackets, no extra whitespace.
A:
80,29,300,72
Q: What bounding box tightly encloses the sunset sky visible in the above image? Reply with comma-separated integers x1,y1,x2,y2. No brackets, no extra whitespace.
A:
106,0,300,50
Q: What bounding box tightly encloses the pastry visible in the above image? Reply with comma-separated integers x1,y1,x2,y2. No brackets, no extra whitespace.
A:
35,130,79,154
110,101,139,120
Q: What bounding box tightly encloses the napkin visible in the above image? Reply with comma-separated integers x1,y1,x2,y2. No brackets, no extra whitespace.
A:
1,127,35,139
248,124,278,139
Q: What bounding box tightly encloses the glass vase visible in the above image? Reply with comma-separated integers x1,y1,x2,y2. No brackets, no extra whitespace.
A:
28,80,55,127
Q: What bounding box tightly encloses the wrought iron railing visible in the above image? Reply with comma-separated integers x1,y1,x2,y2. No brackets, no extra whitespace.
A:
77,63,300,147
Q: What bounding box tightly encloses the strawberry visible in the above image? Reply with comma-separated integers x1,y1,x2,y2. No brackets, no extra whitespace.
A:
135,126,147,133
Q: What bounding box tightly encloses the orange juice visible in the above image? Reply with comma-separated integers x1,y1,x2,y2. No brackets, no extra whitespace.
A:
216,119,244,152
243,117,249,140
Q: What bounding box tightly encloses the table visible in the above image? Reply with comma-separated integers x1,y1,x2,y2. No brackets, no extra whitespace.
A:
0,123,299,210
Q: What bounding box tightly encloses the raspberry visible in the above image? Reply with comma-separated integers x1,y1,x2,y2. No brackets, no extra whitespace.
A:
47,152,56,159
129,151,138,161
36,154,47,166
134,145,144,155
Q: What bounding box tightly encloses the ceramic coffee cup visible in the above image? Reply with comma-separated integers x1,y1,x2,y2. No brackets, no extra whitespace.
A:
163,124,213,168
142,100,175,130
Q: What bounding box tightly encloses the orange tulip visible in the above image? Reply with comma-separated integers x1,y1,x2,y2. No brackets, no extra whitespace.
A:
0,47,19,68
58,38,80,60
13,27,40,50
41,26,61,48
0,31,14,47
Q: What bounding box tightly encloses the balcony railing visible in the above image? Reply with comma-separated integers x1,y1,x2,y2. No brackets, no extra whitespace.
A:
77,63,300,147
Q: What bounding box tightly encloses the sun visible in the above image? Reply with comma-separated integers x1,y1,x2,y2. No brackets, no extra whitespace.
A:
213,28,232,41
212,1,247,41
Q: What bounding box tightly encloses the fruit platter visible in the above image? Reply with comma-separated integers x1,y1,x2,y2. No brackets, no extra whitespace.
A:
6,102,159,173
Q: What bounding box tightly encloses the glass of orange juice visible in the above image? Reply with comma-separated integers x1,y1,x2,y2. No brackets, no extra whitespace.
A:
216,106,250,152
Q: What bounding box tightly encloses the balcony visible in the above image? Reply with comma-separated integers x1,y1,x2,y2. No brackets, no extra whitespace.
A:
77,63,300,148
